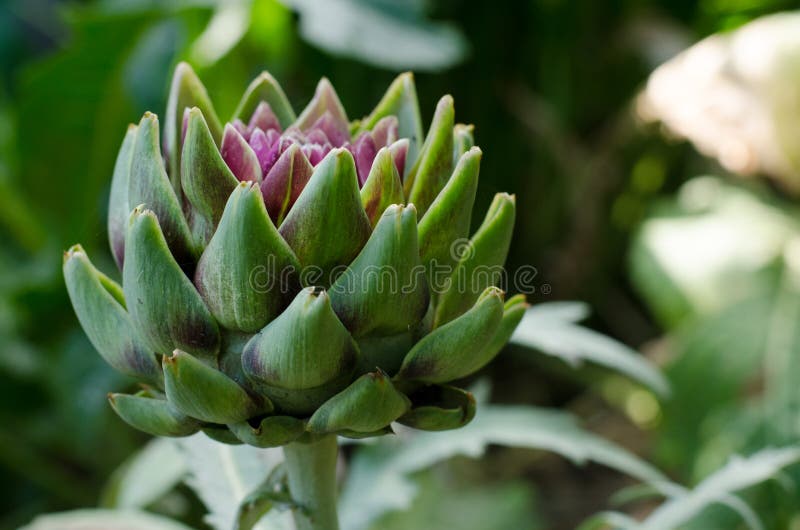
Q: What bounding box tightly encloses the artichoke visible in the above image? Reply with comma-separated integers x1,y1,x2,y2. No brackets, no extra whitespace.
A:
64,63,526,446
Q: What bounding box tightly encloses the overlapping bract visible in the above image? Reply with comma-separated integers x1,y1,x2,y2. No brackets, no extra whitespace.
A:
64,63,526,446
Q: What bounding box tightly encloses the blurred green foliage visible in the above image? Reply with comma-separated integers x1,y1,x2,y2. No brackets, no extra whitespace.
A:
2,0,800,528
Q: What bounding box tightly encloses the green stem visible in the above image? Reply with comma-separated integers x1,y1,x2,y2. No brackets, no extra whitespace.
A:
283,434,340,530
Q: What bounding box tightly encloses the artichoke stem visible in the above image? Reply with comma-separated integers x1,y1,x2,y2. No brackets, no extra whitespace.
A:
284,434,340,530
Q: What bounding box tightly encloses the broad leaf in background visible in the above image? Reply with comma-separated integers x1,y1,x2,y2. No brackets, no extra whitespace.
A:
101,438,187,509
375,474,544,530
178,434,291,530
630,176,800,477
510,302,670,397
640,447,800,530
21,509,194,530
339,404,667,530
583,448,800,529
281,0,467,70
630,176,799,326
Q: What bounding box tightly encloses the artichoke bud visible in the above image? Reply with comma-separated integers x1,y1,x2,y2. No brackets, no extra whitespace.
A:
452,123,475,164
330,204,429,338
220,123,262,183
229,415,306,448
262,143,314,225
109,390,201,437
418,147,481,275
359,72,424,175
63,245,160,381
108,125,137,270
360,147,404,227
396,286,505,383
123,208,220,360
163,349,265,424
129,112,196,265
307,371,410,434
66,64,524,446
398,384,476,431
233,71,296,129
181,107,240,247
242,287,358,415
405,95,456,216
195,182,300,333
164,62,223,187
434,192,516,327
294,78,349,143
278,149,371,285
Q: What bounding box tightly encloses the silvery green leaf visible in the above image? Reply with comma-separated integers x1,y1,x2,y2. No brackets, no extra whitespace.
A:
640,447,800,530
20,509,194,530
178,433,291,530
339,404,667,530
101,438,187,509
510,302,670,397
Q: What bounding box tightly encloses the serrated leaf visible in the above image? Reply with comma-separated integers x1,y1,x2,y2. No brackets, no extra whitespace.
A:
640,447,800,530
20,509,194,530
235,464,299,530
339,404,666,530
510,303,670,397
101,438,187,509
178,434,292,530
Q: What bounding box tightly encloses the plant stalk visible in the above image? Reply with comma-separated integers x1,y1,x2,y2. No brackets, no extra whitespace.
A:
283,434,340,530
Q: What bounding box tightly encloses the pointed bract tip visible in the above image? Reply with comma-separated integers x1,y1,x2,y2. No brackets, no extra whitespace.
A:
64,244,85,262
317,77,334,91
439,94,454,108
499,192,516,204
479,285,505,302
175,61,193,73
187,106,205,120
141,111,158,124
464,145,482,158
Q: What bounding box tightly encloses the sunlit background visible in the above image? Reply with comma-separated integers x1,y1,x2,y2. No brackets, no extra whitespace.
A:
2,0,800,528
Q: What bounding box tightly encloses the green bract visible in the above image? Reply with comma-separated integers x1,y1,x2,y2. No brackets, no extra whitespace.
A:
63,63,525,445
